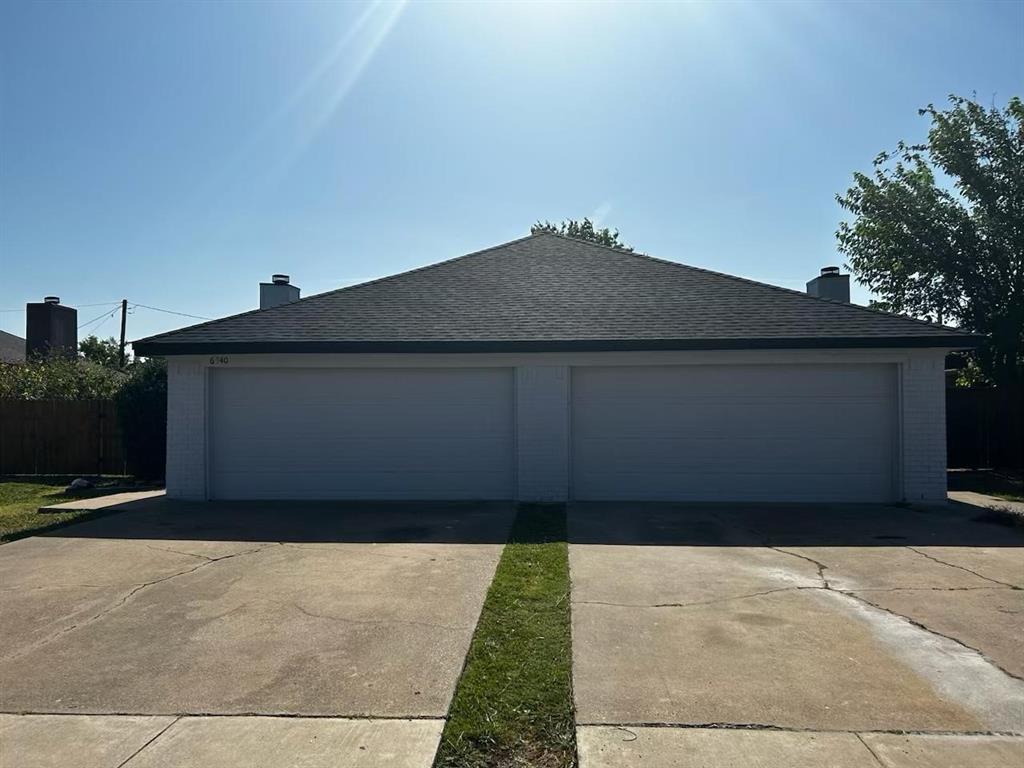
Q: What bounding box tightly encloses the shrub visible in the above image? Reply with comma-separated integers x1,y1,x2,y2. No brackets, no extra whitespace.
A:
0,357,125,400
115,359,167,481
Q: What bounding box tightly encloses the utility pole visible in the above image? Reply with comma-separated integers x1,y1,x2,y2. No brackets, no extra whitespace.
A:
118,299,128,368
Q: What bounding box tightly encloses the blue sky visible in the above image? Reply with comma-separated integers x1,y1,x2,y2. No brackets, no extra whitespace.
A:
1,1,1021,345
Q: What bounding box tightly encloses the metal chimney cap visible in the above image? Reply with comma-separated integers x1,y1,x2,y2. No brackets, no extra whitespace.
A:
43,296,60,304
271,274,290,285
820,266,841,277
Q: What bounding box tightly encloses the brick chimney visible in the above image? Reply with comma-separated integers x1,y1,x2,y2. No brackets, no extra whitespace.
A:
259,274,300,310
25,296,77,357
806,266,850,303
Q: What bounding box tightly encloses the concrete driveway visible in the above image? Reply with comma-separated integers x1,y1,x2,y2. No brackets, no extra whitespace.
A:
570,502,1024,768
0,499,514,767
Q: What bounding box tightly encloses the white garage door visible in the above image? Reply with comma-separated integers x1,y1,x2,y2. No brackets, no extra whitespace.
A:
572,364,897,502
208,368,514,500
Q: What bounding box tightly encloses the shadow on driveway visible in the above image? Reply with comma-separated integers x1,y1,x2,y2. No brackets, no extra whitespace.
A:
568,500,1024,547
38,498,516,545
31,494,1024,549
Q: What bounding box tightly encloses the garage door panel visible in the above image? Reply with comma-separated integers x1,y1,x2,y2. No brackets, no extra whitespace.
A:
211,437,511,473
572,365,894,400
209,368,514,500
211,469,511,500
572,364,896,502
574,438,893,474
215,405,509,438
575,401,891,439
218,367,505,398
574,470,892,502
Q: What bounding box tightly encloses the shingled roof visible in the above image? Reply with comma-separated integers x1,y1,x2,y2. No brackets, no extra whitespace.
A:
133,232,978,355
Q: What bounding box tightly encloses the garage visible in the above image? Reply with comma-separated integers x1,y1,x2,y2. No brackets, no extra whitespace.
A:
138,232,974,503
571,363,898,502
208,367,515,500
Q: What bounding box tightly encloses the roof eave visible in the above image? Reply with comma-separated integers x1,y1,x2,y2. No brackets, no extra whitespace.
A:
133,335,982,357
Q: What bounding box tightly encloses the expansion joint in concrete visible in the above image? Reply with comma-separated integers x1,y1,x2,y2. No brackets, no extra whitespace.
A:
576,721,1024,738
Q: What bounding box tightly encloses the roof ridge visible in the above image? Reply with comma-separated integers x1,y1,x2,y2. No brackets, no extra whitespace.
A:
539,230,972,336
133,232,540,345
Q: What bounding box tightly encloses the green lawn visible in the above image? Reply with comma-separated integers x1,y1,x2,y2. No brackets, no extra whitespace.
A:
0,479,127,543
434,503,576,768
948,470,1024,503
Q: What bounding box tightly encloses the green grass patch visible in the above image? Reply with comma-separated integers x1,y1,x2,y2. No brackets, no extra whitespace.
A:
948,470,1024,503
434,503,576,768
0,479,126,543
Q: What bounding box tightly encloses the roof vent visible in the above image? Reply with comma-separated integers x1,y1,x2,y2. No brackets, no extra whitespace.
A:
260,274,301,310
43,296,60,304
806,265,850,303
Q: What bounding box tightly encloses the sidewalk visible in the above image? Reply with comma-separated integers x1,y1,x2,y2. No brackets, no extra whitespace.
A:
38,489,165,513
949,490,1024,519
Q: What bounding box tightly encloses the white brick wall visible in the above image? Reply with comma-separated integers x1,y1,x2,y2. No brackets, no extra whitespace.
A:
515,366,570,502
161,350,952,503
166,358,206,499
900,350,948,502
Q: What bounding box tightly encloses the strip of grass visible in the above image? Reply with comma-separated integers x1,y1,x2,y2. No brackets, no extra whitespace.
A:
0,479,126,543
948,470,1024,503
434,503,576,768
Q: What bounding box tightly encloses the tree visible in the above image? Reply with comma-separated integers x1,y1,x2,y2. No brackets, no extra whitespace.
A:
532,217,633,251
79,335,124,368
836,94,1023,386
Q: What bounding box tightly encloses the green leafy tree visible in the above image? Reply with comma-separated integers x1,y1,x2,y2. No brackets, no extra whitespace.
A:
836,94,1023,385
79,335,124,368
532,217,633,251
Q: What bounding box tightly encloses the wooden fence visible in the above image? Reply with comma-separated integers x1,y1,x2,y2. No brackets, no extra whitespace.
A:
1,389,1020,477
947,386,1024,472
0,399,126,475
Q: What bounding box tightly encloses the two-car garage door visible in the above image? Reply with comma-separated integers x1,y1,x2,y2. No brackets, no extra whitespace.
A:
571,364,897,502
208,363,897,502
209,368,514,500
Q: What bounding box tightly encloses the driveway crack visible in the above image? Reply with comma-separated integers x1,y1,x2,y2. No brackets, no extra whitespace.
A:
761,543,1024,684
0,543,280,662
290,603,466,632
854,732,886,767
840,589,1024,683
143,544,216,561
904,546,1021,590
117,715,182,767
574,586,823,610
767,547,831,588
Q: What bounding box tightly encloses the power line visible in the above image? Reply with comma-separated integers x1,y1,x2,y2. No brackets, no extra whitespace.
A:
3,300,212,323
0,301,125,312
77,305,121,330
130,303,212,321
90,311,117,337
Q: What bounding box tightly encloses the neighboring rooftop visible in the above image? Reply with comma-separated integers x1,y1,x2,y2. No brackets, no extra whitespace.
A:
134,232,978,355
0,330,25,362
